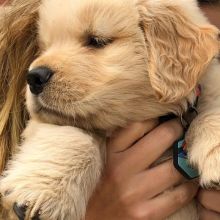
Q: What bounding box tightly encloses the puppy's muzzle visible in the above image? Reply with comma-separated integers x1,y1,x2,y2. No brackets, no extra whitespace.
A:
27,67,53,95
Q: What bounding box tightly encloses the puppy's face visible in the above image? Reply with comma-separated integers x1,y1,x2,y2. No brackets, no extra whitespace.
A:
27,0,220,130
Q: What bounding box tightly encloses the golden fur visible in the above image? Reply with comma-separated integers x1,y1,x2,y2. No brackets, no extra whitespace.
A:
0,0,219,219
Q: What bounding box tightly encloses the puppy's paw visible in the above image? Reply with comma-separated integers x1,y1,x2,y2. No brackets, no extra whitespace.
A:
1,182,53,220
199,145,220,189
0,177,59,220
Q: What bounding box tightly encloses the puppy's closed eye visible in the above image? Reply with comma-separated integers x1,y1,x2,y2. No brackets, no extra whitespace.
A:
87,35,113,48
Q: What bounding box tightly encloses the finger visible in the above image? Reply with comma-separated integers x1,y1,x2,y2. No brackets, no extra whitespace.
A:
141,182,198,220
198,189,220,213
108,119,158,153
119,119,183,173
199,205,220,220
133,160,185,199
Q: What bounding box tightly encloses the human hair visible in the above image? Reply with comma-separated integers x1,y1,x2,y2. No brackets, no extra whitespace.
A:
0,0,40,172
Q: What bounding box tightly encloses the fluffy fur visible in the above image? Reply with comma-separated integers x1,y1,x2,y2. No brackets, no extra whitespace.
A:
0,0,219,219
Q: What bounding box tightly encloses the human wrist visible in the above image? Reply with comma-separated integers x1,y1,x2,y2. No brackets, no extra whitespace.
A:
200,4,220,29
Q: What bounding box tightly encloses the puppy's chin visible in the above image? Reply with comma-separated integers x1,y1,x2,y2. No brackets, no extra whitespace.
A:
26,89,76,126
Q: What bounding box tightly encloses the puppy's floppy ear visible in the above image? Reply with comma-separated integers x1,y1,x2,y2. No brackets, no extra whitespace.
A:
138,1,220,103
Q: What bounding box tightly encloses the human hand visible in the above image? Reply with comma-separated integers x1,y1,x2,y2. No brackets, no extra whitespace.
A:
198,189,220,220
200,1,220,29
0,0,6,5
85,119,198,220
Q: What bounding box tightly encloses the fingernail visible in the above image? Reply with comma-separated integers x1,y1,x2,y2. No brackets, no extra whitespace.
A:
32,210,41,220
13,202,27,220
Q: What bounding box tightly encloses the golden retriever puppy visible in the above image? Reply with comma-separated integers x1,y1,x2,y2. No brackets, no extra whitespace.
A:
0,0,219,219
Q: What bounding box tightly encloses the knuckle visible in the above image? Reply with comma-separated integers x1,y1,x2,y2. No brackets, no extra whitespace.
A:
128,204,155,220
119,191,135,207
128,207,145,220
129,120,158,138
198,191,211,210
200,199,210,211
159,122,181,141
114,186,139,211
143,209,155,220
159,125,176,140
130,122,148,137
174,188,190,205
119,196,131,209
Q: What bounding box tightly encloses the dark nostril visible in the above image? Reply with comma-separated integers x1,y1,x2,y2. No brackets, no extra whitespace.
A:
27,66,53,86
27,66,54,95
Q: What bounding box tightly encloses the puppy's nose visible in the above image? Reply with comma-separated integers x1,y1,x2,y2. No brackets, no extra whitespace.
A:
27,67,53,95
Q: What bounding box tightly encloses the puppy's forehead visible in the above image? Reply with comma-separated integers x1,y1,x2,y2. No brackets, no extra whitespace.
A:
39,0,139,39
